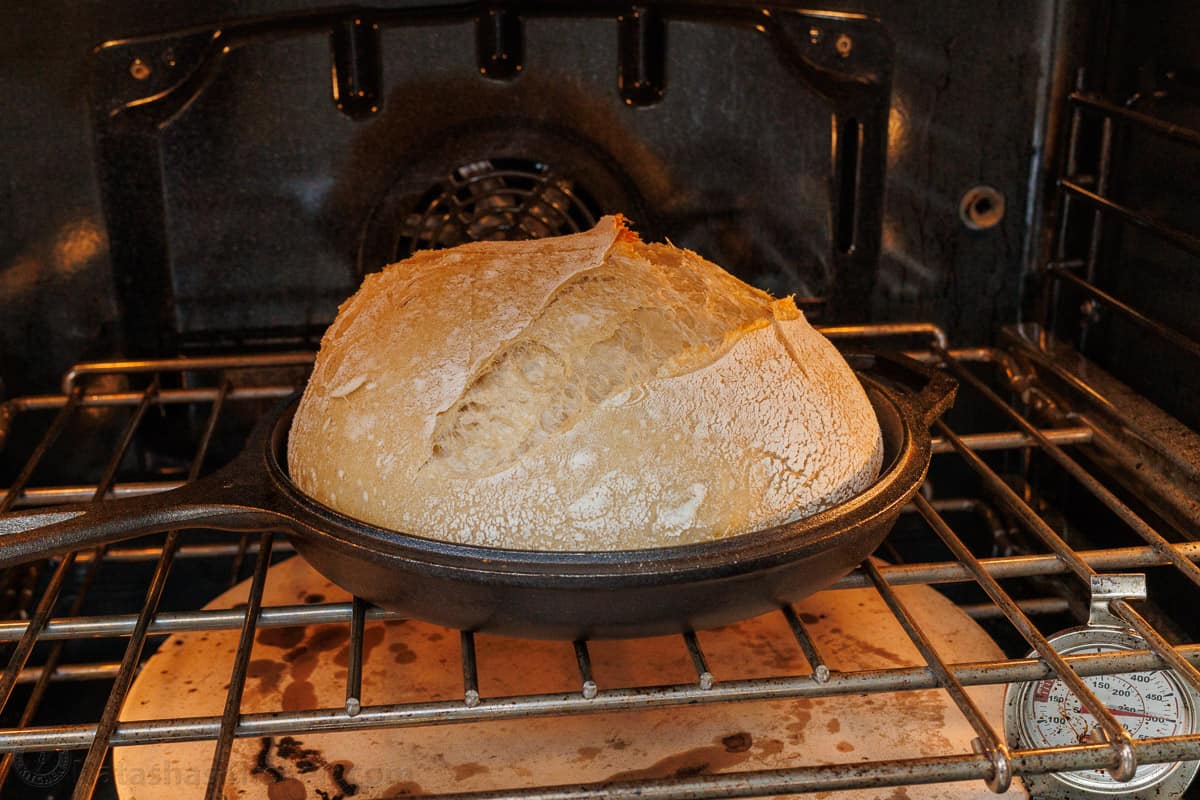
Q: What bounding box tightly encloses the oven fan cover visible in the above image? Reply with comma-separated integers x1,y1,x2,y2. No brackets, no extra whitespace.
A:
354,123,646,278
396,157,601,255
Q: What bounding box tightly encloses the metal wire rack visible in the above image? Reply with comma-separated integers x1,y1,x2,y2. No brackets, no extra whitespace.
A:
0,304,1198,800
1039,72,1200,378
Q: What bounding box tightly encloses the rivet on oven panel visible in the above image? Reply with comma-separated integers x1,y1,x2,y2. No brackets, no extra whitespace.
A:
835,34,852,58
161,48,176,68
129,58,151,80
959,185,1006,231
809,27,823,44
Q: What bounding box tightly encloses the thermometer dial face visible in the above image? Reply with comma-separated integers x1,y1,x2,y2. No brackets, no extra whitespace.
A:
1005,627,1200,798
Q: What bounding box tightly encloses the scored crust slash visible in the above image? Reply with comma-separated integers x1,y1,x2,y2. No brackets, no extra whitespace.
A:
289,215,883,549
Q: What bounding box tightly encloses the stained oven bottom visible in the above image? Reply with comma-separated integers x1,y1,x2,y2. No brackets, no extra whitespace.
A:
0,323,1198,800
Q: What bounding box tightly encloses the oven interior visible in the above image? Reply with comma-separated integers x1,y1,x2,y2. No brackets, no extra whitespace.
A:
1,1,1199,799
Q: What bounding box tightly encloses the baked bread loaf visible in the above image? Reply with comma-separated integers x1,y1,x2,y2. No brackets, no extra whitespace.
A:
288,216,882,550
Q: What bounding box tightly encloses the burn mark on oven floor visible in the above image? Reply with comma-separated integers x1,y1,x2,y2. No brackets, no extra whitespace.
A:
784,697,815,744
257,626,307,650
758,737,785,757
282,680,318,711
602,733,756,782
452,762,489,781
253,737,284,783
284,648,319,681
252,735,359,799
333,625,386,667
721,732,753,753
248,660,287,695
744,634,802,671
308,626,351,653
826,626,907,666
389,642,418,664
268,778,307,800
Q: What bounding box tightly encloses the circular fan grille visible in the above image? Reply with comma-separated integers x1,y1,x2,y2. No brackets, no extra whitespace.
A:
395,158,601,258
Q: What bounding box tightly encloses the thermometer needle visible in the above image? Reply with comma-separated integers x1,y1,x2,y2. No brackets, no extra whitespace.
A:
1076,707,1156,721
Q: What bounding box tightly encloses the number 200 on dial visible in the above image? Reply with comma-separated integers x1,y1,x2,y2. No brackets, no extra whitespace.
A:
1005,627,1200,799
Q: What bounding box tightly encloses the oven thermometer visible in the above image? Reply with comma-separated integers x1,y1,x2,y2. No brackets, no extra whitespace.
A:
1004,625,1200,800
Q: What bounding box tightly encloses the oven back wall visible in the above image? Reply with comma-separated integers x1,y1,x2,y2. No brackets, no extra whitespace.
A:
0,0,1054,396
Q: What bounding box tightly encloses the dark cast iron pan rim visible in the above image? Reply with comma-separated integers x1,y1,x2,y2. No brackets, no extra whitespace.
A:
0,352,954,587
266,372,927,582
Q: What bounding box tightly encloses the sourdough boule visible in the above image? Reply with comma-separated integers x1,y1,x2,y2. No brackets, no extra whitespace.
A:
288,216,883,550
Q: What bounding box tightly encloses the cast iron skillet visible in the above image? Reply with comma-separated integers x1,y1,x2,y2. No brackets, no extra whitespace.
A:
0,352,954,639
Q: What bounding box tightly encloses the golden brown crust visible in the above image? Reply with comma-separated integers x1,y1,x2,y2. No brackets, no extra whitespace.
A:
288,216,882,549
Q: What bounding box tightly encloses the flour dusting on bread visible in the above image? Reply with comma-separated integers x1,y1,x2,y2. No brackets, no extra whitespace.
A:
288,216,883,550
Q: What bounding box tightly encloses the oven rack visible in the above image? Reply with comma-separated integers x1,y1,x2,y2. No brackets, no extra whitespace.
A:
0,327,1198,800
1040,73,1200,380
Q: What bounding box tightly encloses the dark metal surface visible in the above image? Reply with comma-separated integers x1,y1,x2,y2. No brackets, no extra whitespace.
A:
0,540,1194,645
331,16,383,119
0,355,954,639
8,643,1200,751
0,0,1051,397
1041,60,1200,433
204,531,274,800
386,157,603,259
68,381,226,799
84,3,893,355
862,557,1011,793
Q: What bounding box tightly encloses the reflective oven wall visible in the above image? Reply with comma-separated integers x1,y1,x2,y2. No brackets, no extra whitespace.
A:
3,0,1060,394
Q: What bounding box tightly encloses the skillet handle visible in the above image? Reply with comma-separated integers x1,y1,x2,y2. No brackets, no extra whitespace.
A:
0,471,286,570
847,351,958,427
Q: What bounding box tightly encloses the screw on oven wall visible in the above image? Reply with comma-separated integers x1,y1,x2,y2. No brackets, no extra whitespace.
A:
959,185,1006,231
835,34,852,57
129,58,151,80
809,27,823,44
